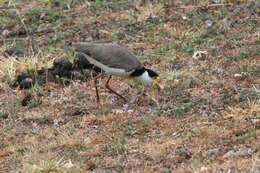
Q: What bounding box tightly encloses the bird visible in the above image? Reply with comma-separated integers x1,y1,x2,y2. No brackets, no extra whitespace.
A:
72,42,160,103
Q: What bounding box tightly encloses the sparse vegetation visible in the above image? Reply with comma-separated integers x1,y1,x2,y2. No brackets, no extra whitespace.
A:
0,0,259,173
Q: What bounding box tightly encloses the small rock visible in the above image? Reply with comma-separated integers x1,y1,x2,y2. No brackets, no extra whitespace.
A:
19,78,33,89
16,72,31,84
53,119,60,128
234,72,248,80
21,94,33,106
234,73,243,77
53,58,73,71
52,58,74,79
182,16,187,20
192,50,208,60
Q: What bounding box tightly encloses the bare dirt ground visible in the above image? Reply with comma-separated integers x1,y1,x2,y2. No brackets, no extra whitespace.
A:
0,0,259,172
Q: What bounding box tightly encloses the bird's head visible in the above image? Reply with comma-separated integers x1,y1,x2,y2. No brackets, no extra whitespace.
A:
145,69,161,90
133,67,161,90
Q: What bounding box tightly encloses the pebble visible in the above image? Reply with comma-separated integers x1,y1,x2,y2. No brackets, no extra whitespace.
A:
19,78,33,89
16,72,31,84
53,58,73,71
21,94,33,106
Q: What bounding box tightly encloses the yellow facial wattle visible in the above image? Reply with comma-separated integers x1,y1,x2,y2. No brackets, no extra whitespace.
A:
152,77,160,88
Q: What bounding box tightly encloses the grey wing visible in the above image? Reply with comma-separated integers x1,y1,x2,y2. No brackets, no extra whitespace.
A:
72,43,143,72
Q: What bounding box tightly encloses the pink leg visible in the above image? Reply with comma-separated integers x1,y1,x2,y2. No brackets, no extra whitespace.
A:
105,75,127,102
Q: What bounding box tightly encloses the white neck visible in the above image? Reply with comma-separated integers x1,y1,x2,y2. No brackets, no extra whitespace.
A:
134,71,153,86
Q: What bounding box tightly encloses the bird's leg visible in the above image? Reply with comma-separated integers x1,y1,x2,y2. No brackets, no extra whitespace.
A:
92,72,103,104
105,75,127,102
94,77,100,103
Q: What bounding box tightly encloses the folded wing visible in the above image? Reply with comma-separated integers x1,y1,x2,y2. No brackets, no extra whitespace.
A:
72,43,143,72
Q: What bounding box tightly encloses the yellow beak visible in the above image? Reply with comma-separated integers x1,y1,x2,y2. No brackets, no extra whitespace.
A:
152,77,160,88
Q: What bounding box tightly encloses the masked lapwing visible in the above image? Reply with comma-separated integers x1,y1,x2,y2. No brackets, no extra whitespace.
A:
72,42,160,102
